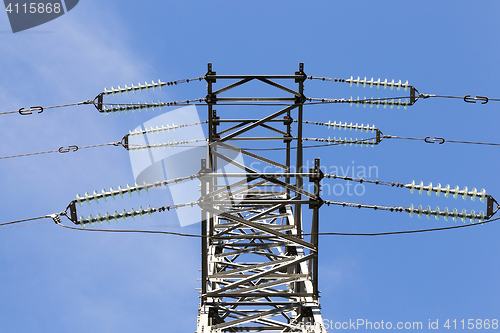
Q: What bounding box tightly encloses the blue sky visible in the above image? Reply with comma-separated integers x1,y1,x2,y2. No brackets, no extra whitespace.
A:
0,1,499,332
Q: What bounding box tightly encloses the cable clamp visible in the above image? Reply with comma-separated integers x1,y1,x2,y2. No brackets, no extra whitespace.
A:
464,95,489,104
59,145,79,153
19,106,43,115
424,137,445,144
48,213,62,224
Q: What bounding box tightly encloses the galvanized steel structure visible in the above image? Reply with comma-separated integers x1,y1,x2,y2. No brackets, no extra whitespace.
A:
196,64,327,333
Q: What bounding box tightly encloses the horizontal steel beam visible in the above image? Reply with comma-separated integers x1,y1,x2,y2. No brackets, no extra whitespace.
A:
213,304,294,330
207,75,305,79
217,119,288,122
220,137,295,141
204,253,314,297
201,173,317,178
204,199,311,205
217,97,296,102
205,302,301,306
210,274,309,279
218,104,297,142
213,141,287,169
206,292,314,298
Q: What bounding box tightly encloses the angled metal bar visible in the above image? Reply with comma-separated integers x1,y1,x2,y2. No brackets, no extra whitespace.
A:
206,302,300,306
218,326,285,332
214,274,308,279
222,308,302,330
214,226,295,234
217,121,251,135
219,211,316,251
259,123,289,136
256,77,301,97
223,277,301,295
203,173,315,178
209,257,296,277
216,141,287,169
249,204,286,222
213,77,254,96
211,292,314,298
217,104,297,142
223,242,289,248
205,253,314,297
210,151,317,199
202,178,267,200
213,305,294,330
215,243,288,258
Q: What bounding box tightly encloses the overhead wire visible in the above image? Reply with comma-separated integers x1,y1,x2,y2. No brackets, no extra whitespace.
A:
54,220,204,238
235,137,379,151
383,135,500,146
0,215,51,227
3,75,500,238
303,215,500,236
0,120,207,160
2,116,499,159
419,94,500,103
0,221,52,230
0,142,120,160
51,215,500,238
0,94,416,118
0,101,92,116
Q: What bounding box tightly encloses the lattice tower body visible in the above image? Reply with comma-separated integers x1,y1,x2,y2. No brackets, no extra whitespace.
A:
196,64,327,333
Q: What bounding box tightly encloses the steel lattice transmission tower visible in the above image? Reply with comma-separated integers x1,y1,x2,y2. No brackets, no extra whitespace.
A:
196,63,327,333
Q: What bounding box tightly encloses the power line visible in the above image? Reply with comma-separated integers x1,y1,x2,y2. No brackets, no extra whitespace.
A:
54,220,204,237
0,215,50,227
0,95,416,118
308,75,500,105
0,221,52,230
52,215,500,238
420,94,500,103
383,135,500,146
0,101,93,116
304,215,500,236
0,76,206,116
236,137,378,151
0,142,120,160
0,120,208,160
3,119,499,161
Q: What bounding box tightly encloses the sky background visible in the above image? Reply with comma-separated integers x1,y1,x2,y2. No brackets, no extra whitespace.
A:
0,1,499,332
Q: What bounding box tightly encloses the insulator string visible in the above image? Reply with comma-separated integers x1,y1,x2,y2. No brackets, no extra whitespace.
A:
102,76,205,97
51,213,500,237
308,76,411,91
73,174,200,209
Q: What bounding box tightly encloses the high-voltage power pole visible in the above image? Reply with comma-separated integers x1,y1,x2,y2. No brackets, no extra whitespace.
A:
197,63,327,333
5,60,499,333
